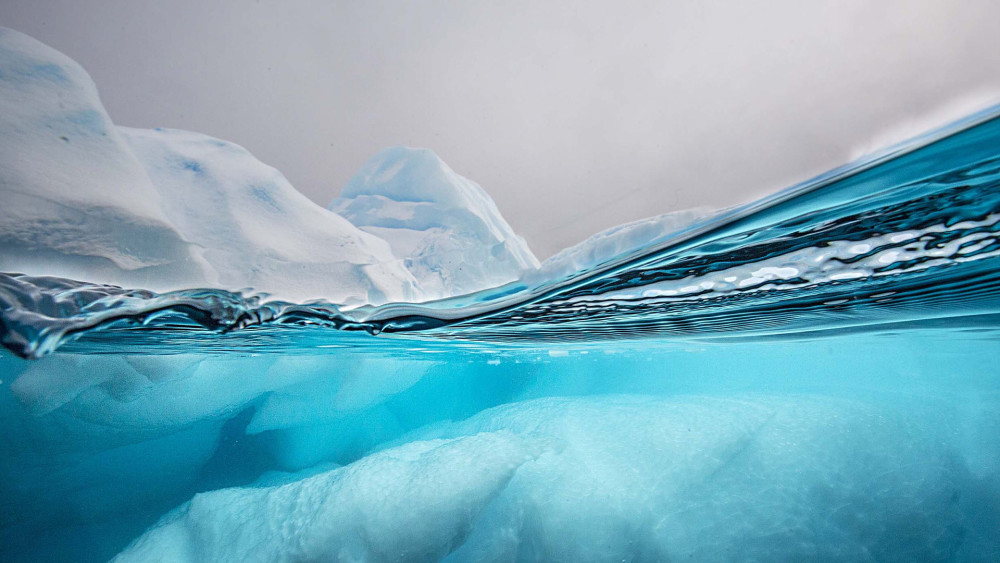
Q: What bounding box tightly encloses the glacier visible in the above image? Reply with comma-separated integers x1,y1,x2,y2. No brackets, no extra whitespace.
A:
2,24,1000,563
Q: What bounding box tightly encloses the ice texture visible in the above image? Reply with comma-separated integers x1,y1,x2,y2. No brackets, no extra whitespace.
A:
114,432,544,563
331,147,540,299
0,27,537,303
114,395,974,562
0,28,201,289
121,127,419,303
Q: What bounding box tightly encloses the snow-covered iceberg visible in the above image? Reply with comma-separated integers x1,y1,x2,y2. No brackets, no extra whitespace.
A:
331,147,540,300
3,23,724,306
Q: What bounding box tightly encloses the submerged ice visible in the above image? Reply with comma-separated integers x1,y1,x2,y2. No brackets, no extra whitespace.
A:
114,394,975,563
3,340,999,562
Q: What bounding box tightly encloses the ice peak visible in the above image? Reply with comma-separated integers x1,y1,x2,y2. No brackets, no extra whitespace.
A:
332,146,540,299
341,146,480,208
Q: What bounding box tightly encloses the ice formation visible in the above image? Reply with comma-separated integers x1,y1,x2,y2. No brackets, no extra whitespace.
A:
1,23,720,306
0,27,200,290
114,431,544,563
331,147,540,300
114,395,976,562
0,27,537,304
2,337,997,562
121,128,419,304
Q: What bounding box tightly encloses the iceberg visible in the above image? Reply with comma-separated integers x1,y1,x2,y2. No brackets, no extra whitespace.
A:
0,27,538,304
331,147,540,300
0,27,202,290
120,127,419,304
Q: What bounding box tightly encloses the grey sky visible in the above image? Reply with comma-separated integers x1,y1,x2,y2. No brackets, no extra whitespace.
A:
2,1,999,258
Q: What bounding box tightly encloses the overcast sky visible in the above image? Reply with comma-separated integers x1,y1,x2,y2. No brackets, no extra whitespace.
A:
2,1,999,258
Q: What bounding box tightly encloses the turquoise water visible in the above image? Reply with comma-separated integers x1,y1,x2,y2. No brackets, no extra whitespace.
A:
2,107,1000,561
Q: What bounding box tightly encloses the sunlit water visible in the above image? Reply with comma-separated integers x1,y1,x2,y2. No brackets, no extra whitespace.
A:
2,107,1000,561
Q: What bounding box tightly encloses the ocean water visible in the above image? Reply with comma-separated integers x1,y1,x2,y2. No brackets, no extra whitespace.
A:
2,107,1000,562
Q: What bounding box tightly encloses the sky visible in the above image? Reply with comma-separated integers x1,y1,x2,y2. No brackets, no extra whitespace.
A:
2,0,999,258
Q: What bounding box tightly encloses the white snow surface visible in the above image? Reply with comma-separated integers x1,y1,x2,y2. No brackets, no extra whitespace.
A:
0,27,201,289
331,147,540,300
